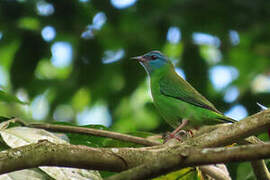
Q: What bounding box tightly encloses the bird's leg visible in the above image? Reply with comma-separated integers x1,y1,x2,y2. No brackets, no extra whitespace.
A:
163,119,189,143
170,119,189,137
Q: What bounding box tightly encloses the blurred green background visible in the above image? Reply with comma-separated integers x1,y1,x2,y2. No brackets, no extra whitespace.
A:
1,0,270,179
1,0,270,131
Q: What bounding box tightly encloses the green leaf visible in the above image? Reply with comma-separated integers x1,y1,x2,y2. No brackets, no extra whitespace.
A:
0,90,28,104
0,116,12,122
102,138,143,148
152,168,199,180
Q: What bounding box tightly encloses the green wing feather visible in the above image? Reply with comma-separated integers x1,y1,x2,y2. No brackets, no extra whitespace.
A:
159,71,218,112
159,70,236,123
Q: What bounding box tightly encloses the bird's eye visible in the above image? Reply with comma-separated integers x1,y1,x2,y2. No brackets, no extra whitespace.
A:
151,55,157,60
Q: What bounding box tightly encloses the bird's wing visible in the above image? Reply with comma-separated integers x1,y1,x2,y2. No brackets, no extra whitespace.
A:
159,72,221,114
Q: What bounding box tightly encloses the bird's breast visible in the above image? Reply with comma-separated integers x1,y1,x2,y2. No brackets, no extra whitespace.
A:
150,79,184,128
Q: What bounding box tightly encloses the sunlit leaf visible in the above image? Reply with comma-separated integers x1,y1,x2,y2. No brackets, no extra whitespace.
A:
0,90,27,104
72,88,91,112
153,168,199,180
18,17,40,30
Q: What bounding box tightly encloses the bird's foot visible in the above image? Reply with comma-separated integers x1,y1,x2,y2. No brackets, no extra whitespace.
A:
163,130,190,143
187,129,194,137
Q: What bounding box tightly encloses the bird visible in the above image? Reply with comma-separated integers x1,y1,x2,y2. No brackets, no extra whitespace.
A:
132,50,237,138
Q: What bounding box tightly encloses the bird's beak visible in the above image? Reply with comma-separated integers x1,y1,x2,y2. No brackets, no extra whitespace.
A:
131,56,146,62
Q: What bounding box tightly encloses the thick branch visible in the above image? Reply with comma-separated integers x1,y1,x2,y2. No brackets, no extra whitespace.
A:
1,109,269,179
0,140,270,177
238,136,270,180
105,143,270,180
106,108,270,180
185,109,270,147
0,140,128,174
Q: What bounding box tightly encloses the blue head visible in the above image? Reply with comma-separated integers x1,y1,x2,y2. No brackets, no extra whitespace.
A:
132,51,171,74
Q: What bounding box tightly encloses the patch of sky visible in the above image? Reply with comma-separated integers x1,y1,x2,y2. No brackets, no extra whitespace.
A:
36,1,54,16
209,65,239,91
16,88,29,103
229,30,240,45
111,0,137,9
53,104,74,122
0,66,8,87
225,104,248,121
16,88,31,114
77,104,112,127
41,26,56,42
102,49,125,64
175,67,186,80
92,12,107,29
167,27,181,44
81,30,94,39
224,86,239,103
0,32,2,40
251,74,270,93
81,12,107,39
51,42,73,68
31,93,49,121
79,0,89,2
193,32,221,47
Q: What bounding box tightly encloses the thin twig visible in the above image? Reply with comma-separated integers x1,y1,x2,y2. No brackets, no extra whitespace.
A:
29,123,160,146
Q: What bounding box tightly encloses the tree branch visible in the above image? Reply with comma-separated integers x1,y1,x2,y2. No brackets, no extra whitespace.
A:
1,109,269,179
251,160,270,180
106,108,270,180
238,136,270,180
0,140,128,174
29,123,160,146
0,140,270,178
28,123,236,180
105,143,270,180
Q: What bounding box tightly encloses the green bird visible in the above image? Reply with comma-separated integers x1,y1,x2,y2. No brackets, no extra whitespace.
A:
132,51,237,137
